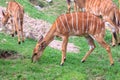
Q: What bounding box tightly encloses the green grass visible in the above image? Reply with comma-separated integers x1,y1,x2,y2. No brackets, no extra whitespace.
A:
0,32,120,80
0,0,120,80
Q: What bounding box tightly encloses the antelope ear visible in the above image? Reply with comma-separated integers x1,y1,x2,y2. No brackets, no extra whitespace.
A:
2,10,5,16
38,35,43,42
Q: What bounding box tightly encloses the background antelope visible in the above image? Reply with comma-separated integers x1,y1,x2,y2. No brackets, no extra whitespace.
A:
2,1,24,44
32,12,116,66
66,0,85,13
67,0,120,46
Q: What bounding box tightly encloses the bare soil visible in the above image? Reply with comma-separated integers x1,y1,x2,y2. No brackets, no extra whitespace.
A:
0,50,22,59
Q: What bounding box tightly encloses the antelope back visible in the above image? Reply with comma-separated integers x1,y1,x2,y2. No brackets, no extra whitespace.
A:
7,1,24,14
55,12,105,36
81,0,114,14
75,0,119,27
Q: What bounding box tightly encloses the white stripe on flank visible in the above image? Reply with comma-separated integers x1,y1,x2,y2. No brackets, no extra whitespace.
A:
90,17,93,32
105,1,109,13
94,0,97,13
59,16,67,32
64,14,70,32
93,15,96,32
96,18,99,32
107,3,112,12
115,10,118,25
75,12,78,32
89,0,92,8
56,20,60,32
99,1,104,14
93,0,96,6
82,13,84,33
86,13,89,33
70,13,75,33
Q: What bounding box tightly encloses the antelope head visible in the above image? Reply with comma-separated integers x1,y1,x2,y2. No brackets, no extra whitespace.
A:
2,10,10,26
32,35,47,62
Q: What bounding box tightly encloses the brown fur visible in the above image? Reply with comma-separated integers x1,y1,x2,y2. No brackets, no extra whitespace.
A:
67,0,120,46
32,12,115,66
2,1,24,44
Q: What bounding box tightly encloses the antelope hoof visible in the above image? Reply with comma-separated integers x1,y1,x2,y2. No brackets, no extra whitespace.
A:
64,58,66,61
60,63,64,66
118,43,120,46
112,44,116,47
15,31,17,34
31,54,37,63
110,63,114,66
22,40,24,43
18,41,21,44
11,34,14,37
81,60,86,63
31,59,35,63
31,59,37,63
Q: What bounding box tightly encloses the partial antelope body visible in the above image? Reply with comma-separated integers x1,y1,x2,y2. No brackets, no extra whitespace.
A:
67,0,120,46
2,1,24,44
66,0,85,13
32,12,116,66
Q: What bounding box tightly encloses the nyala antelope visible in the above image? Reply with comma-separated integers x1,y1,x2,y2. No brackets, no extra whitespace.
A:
32,12,116,66
66,0,85,13
67,0,120,46
2,1,24,44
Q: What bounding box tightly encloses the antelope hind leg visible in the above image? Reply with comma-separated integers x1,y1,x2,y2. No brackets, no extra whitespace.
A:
94,35,114,66
81,35,95,63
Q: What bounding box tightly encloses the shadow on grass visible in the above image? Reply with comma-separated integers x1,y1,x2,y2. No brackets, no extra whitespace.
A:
0,49,23,59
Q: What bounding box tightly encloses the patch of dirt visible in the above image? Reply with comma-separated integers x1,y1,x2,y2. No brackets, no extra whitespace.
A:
49,40,80,53
0,50,22,59
0,6,79,53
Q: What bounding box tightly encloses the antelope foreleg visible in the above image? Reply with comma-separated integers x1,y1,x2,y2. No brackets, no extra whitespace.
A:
10,19,15,37
15,20,21,44
60,36,68,66
20,20,24,42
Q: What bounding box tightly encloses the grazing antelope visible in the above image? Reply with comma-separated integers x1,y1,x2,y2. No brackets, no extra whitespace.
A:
66,0,120,46
2,1,24,44
32,12,116,66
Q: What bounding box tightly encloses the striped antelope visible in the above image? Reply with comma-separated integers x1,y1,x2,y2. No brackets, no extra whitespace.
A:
2,1,24,44
32,12,116,66
67,0,120,46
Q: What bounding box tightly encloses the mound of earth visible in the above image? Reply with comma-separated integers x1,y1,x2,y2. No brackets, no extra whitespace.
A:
0,6,79,53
